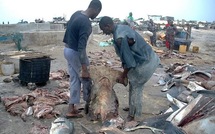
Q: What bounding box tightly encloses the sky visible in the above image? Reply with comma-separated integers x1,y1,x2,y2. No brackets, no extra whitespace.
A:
0,0,214,24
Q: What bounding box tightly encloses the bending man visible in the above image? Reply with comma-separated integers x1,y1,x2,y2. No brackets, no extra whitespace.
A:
99,16,160,121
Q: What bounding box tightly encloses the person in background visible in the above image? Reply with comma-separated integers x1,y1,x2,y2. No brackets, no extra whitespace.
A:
63,0,102,118
126,12,135,29
99,16,160,122
127,12,134,22
165,19,177,53
147,19,157,46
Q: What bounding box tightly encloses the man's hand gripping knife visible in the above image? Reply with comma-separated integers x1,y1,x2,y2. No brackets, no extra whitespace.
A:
116,68,129,87
81,64,92,114
115,37,135,87
81,64,90,78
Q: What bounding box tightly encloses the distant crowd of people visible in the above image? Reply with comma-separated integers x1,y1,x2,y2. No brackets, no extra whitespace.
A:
2,21,9,24
122,12,178,50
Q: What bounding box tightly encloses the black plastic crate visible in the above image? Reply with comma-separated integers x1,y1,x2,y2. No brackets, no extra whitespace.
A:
19,56,51,84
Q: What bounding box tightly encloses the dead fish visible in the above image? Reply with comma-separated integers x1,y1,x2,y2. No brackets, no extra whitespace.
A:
164,107,174,114
182,115,215,134
177,90,194,103
33,104,54,118
165,63,185,74
79,122,94,134
124,125,164,133
201,80,215,90
166,94,187,109
99,127,126,134
178,95,215,127
192,90,215,98
86,66,125,129
80,123,126,134
138,113,185,134
50,117,74,134
157,77,166,86
88,76,120,124
187,81,206,91
167,94,203,126
191,70,212,79
103,116,125,129
161,79,175,92
177,71,191,80
172,65,185,74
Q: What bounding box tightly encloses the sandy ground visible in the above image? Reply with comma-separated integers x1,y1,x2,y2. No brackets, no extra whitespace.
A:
0,28,215,134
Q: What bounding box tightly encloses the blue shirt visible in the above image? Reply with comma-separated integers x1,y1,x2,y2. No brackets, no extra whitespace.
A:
63,11,92,63
113,24,155,69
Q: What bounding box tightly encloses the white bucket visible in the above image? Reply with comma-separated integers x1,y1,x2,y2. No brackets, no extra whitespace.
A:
1,62,15,76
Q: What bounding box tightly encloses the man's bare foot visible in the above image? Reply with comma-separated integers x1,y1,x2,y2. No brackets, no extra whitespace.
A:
65,112,83,118
67,104,81,115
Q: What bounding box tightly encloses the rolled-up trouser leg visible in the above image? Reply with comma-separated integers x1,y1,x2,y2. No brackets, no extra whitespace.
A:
64,47,81,104
69,68,81,104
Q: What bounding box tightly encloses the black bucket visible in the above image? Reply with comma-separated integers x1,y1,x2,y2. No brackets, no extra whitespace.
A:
19,56,51,85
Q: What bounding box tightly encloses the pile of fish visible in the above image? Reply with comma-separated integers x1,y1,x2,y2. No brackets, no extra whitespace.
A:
88,49,121,69
1,88,69,121
1,70,70,121
49,69,70,89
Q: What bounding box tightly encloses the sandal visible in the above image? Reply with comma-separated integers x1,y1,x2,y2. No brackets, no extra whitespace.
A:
68,109,82,114
65,113,83,118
